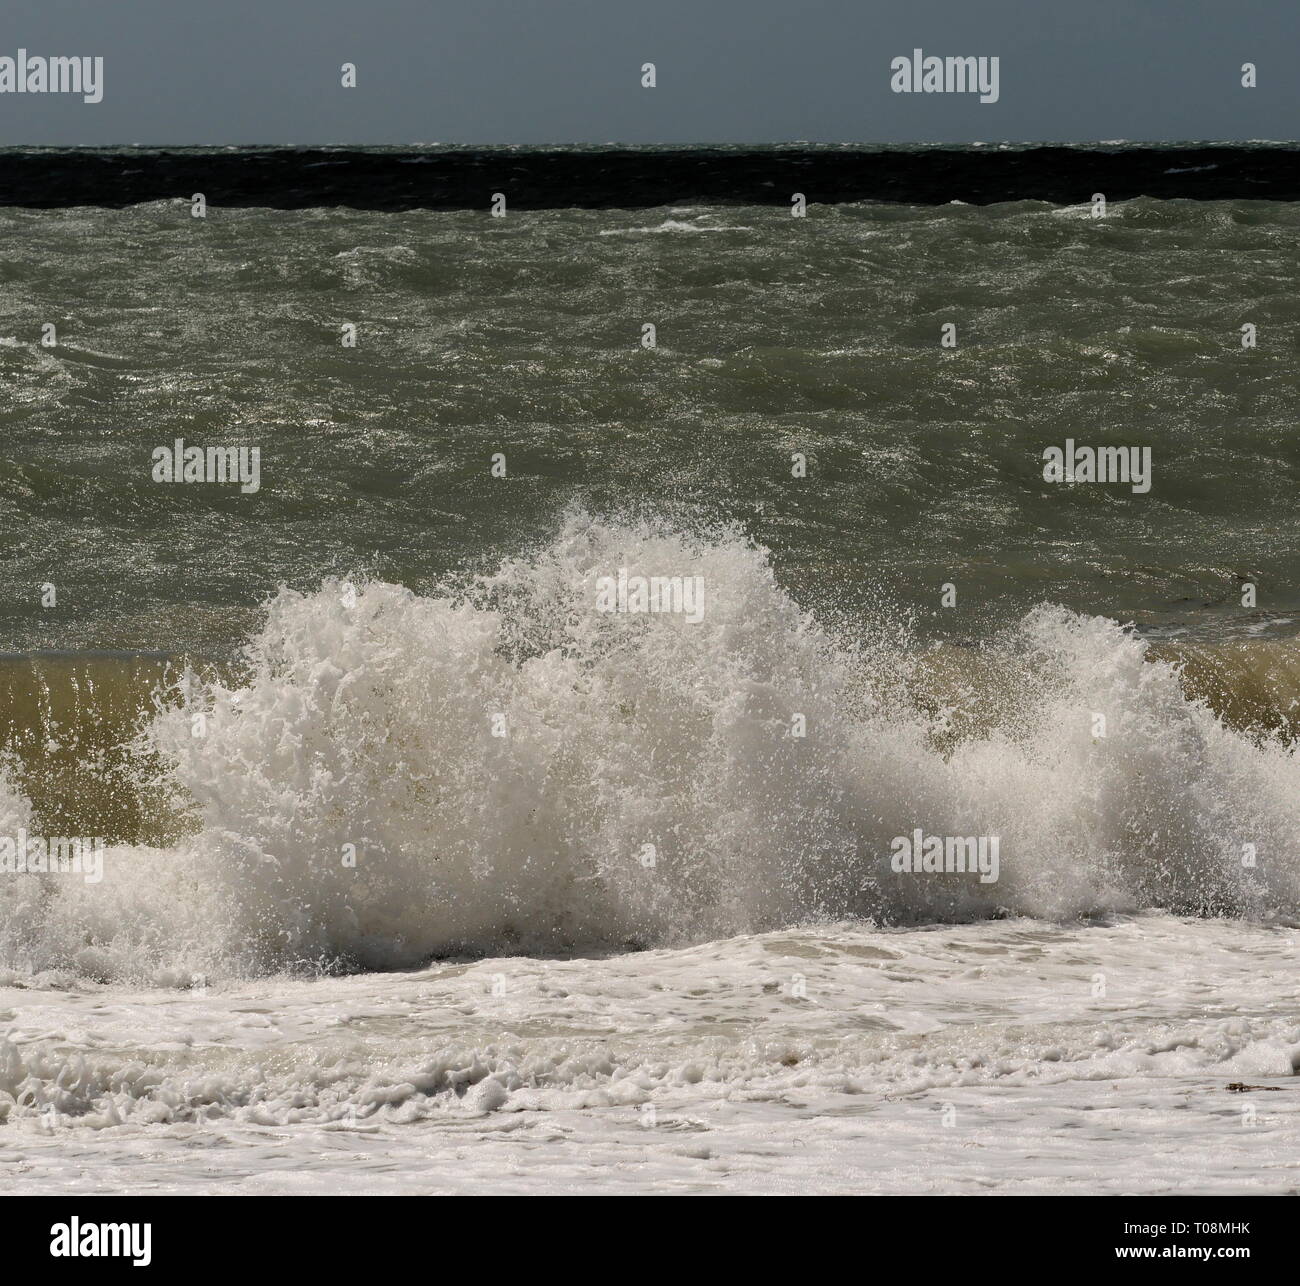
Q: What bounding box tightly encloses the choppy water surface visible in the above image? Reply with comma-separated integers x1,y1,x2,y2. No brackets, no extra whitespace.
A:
1,162,1299,1192
1,194,1297,654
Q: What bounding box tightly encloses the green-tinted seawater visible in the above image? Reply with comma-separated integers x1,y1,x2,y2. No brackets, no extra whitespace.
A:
1,194,1297,655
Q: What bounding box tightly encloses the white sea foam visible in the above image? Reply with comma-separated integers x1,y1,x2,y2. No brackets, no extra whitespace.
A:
0,513,1297,983
1,916,1299,1191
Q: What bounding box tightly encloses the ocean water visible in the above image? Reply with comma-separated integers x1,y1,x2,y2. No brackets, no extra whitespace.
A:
1,156,1299,1193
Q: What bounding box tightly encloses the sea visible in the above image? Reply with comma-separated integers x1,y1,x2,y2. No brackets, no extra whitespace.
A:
0,145,1298,1193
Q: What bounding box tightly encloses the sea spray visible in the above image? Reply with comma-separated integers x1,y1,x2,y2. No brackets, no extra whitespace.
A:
0,514,1297,982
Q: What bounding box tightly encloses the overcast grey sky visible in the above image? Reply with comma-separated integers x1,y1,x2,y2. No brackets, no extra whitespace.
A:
0,0,1297,146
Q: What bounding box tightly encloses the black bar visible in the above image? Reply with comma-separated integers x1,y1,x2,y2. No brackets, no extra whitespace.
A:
0,145,1297,209
3,1195,1291,1270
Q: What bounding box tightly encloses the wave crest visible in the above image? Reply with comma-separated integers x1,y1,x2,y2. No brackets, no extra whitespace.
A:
1,514,1297,980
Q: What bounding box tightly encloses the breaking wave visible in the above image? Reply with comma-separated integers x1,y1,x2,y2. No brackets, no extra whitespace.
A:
1,513,1297,982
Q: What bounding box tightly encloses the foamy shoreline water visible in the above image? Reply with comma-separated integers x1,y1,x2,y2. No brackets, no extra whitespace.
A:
2,916,1297,1194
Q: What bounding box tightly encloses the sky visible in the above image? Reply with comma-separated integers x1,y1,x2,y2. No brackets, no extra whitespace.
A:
0,0,1297,146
